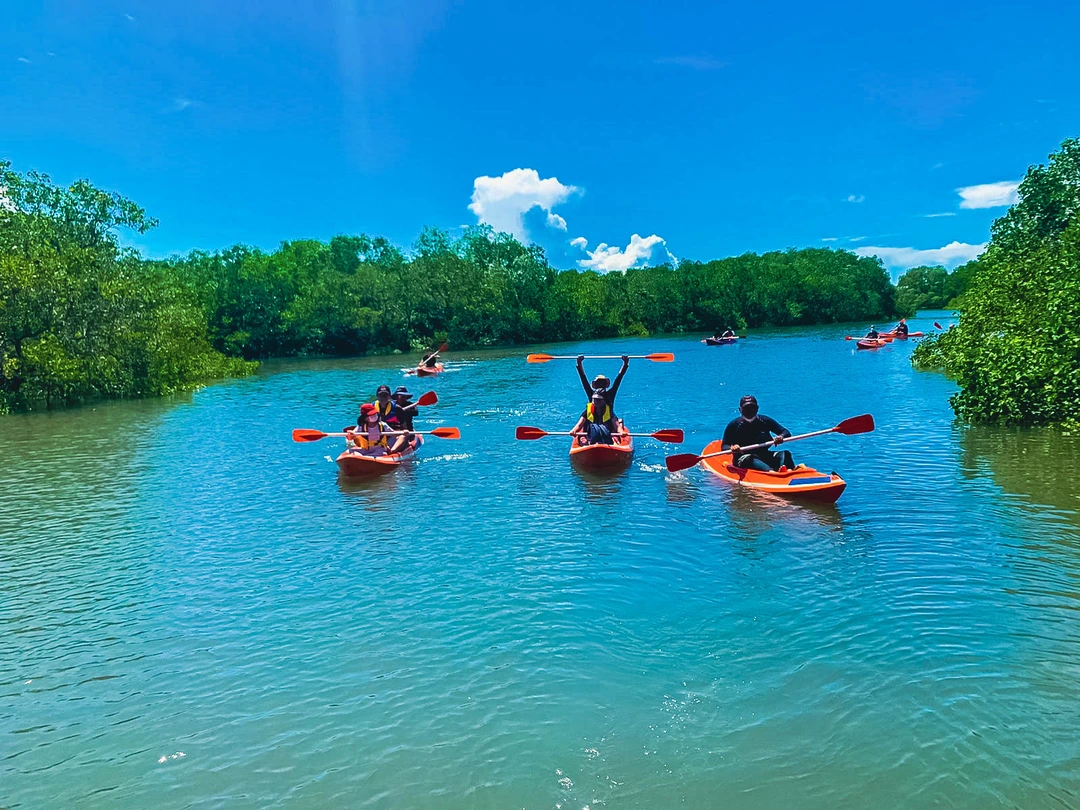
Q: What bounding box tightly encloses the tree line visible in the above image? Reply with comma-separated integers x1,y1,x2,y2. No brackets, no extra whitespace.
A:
2,159,900,412
913,137,1080,427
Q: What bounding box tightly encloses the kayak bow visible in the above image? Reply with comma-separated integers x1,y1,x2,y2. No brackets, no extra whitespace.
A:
569,425,634,470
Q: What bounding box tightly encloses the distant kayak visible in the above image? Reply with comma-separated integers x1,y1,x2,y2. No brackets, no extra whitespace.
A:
569,428,634,470
856,339,887,350
880,331,924,339
699,440,846,503
703,336,738,346
336,435,423,477
414,364,444,377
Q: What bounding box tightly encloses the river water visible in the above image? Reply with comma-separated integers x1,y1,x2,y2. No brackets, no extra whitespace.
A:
2,311,1079,809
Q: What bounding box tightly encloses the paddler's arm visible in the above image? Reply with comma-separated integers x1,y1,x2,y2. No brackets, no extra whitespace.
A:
576,356,592,398
607,355,630,399
570,414,587,436
762,416,791,445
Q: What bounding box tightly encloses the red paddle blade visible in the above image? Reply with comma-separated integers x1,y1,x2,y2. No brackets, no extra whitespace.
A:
292,429,329,443
526,353,553,363
651,429,684,443
665,453,703,473
515,426,548,440
429,427,460,439
934,322,943,329
438,343,449,352
417,391,438,406
646,353,675,362
834,414,875,435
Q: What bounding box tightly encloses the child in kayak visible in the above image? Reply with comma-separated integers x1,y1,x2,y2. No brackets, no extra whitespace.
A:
576,354,630,413
721,395,794,471
348,403,406,456
569,391,624,446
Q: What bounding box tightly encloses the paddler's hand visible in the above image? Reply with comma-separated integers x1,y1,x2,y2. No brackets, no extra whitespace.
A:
576,355,584,366
621,355,629,366
773,436,784,446
730,444,741,456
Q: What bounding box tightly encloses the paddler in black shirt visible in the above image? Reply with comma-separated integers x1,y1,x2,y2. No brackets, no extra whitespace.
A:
721,395,795,471
576,354,630,412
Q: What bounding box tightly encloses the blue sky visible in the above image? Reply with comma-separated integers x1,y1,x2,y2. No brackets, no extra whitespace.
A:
3,0,1078,275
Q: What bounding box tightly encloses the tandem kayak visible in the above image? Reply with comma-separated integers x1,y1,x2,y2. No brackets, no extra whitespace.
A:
880,331,924,339
336,435,424,477
569,427,634,470
698,440,846,503
856,339,887,350
703,336,738,346
414,364,444,377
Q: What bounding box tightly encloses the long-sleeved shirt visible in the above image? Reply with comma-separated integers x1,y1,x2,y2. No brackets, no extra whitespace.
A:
578,362,629,413
721,415,792,460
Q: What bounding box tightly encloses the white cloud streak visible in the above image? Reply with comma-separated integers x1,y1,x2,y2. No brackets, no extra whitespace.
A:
468,168,579,241
577,234,675,273
957,180,1019,209
845,194,865,203
923,212,957,218
855,241,986,269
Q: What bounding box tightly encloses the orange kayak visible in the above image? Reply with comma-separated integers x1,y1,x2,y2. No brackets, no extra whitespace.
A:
569,427,634,470
856,339,887,350
336,435,423,477
699,440,846,503
415,364,444,377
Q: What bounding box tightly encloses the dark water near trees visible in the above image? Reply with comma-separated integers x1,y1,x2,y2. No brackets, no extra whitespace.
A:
3,311,1079,808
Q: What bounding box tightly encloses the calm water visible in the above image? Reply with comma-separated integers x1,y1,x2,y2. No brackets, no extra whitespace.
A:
3,312,1080,809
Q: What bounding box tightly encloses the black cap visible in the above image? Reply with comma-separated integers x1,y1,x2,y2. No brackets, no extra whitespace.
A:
740,395,758,407
376,384,391,395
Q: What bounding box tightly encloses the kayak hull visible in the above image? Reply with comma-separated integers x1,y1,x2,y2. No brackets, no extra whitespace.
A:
569,427,634,470
415,364,444,377
704,337,738,346
336,435,423,477
856,339,886,350
699,440,846,503
880,331,923,339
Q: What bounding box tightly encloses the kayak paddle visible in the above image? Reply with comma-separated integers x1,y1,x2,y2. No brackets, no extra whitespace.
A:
664,414,875,473
293,427,461,442
934,322,943,330
515,426,684,443
844,335,894,342
526,352,675,363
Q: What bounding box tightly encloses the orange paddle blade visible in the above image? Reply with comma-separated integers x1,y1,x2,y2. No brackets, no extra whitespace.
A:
429,427,460,439
665,453,705,473
417,391,438,406
834,414,875,435
515,426,548,440
526,353,554,363
292,429,329,443
645,353,675,362
651,429,684,443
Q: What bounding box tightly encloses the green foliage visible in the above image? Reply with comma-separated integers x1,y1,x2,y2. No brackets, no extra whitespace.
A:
895,264,974,313
0,161,255,413
1,160,901,413
913,138,1080,426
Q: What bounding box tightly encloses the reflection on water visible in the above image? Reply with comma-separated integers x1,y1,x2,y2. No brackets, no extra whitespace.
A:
3,312,1080,810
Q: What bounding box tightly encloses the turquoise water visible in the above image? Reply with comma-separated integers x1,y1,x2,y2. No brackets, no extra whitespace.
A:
3,312,1080,808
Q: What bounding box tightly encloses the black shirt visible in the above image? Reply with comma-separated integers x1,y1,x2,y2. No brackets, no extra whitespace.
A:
721,415,791,458
578,363,629,413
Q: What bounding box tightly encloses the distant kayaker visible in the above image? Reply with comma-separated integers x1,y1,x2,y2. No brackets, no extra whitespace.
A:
865,325,880,339
570,390,623,446
348,403,406,456
721,328,735,339
893,319,909,337
421,349,440,368
576,354,630,414
722,395,794,472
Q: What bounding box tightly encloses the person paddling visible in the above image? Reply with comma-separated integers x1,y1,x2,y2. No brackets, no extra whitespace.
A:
420,348,441,369
373,384,404,431
577,354,630,413
569,391,624,446
865,325,880,339
348,403,406,456
722,395,794,472
392,386,419,432
893,318,909,337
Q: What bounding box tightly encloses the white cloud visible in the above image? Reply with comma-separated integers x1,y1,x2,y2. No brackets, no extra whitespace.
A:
570,236,588,249
845,194,865,203
821,237,839,242
172,98,196,111
923,212,957,218
468,168,579,241
855,241,986,269
957,180,1019,209
847,236,866,242
577,233,675,273
125,13,135,20
17,57,30,64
